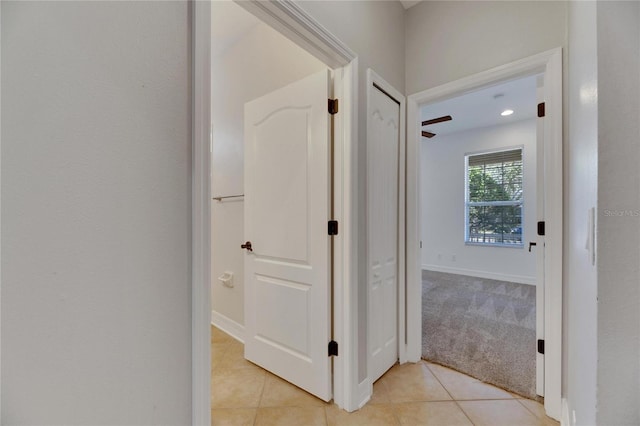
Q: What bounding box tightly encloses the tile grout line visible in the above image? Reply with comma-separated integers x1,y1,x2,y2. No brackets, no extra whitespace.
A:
515,397,547,420
423,360,477,426
252,370,269,426
424,360,550,424
381,380,405,426
323,403,329,426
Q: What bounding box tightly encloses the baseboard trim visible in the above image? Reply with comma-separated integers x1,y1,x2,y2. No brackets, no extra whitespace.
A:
422,264,536,286
561,398,571,426
211,310,245,343
357,378,372,409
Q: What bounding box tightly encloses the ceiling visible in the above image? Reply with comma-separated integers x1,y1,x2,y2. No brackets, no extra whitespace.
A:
211,0,261,59
420,74,540,138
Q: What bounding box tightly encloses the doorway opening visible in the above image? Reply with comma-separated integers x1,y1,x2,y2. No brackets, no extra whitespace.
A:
199,1,361,422
209,0,326,346
406,48,563,420
419,75,542,399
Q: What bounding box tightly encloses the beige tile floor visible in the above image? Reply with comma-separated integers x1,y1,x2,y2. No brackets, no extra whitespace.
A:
211,326,559,426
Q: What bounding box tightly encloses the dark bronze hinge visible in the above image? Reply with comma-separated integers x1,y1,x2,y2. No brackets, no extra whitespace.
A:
537,102,545,118
328,220,338,236
537,339,545,355
538,221,546,236
328,98,339,115
328,340,338,356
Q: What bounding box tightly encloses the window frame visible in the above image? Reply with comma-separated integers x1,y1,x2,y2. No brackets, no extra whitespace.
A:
464,146,525,248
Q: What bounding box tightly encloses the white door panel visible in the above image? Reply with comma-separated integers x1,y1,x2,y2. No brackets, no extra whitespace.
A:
252,109,310,263
368,83,400,382
244,69,332,401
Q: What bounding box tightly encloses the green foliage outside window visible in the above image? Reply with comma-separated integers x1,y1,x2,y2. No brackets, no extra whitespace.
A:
466,149,523,245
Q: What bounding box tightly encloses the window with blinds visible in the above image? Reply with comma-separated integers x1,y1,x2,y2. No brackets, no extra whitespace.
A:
465,148,523,246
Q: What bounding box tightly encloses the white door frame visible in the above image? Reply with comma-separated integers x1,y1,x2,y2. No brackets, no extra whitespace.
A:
365,68,406,387
192,1,360,424
406,48,563,420
0,1,3,419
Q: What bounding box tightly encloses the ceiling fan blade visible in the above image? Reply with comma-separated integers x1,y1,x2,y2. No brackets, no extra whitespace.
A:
421,115,452,126
422,131,436,138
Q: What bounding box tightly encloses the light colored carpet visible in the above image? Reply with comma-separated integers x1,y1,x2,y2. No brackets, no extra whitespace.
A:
422,270,537,399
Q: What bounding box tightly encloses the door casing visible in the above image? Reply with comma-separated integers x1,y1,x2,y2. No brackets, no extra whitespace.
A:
406,48,563,421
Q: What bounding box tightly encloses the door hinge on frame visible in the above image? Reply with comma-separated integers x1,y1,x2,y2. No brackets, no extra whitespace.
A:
537,102,545,118
328,98,339,115
328,220,338,236
538,221,546,236
328,340,338,356
537,339,545,355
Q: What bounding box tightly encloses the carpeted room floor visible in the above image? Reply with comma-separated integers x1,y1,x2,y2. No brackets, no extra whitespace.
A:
422,269,537,399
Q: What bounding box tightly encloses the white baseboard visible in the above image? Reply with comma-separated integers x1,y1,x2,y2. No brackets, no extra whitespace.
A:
422,264,536,286
357,378,372,409
211,310,245,343
561,398,571,426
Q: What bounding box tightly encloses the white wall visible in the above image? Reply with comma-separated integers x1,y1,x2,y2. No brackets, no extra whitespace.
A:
295,0,406,383
405,1,567,95
565,2,598,424
596,2,640,424
211,23,325,328
1,2,191,424
421,119,537,284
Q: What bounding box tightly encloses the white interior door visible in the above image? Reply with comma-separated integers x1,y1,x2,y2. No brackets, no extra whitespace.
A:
368,81,401,383
243,69,332,401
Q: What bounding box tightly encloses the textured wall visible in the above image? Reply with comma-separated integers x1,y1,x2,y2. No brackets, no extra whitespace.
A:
1,2,192,423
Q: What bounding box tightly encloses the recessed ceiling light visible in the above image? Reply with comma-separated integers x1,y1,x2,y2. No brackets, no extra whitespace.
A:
501,109,514,116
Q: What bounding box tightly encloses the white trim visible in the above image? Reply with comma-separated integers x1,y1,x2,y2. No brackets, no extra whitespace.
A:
235,1,356,69
408,49,559,105
422,265,536,286
192,1,212,425
407,47,563,420
540,47,563,420
561,398,572,426
198,0,361,414
211,311,245,343
406,91,421,366
340,59,359,412
356,378,372,409
331,58,360,412
0,0,3,419
365,69,407,382
534,74,545,397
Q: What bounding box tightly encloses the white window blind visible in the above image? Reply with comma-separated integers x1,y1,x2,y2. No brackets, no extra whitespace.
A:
465,148,523,246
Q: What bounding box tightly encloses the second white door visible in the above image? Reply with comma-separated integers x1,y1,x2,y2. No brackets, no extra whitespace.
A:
368,75,402,382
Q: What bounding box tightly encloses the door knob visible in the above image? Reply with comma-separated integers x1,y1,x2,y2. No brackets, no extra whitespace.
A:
528,242,537,252
241,241,253,252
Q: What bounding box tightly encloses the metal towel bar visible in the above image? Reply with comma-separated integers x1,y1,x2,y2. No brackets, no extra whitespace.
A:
212,194,244,202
